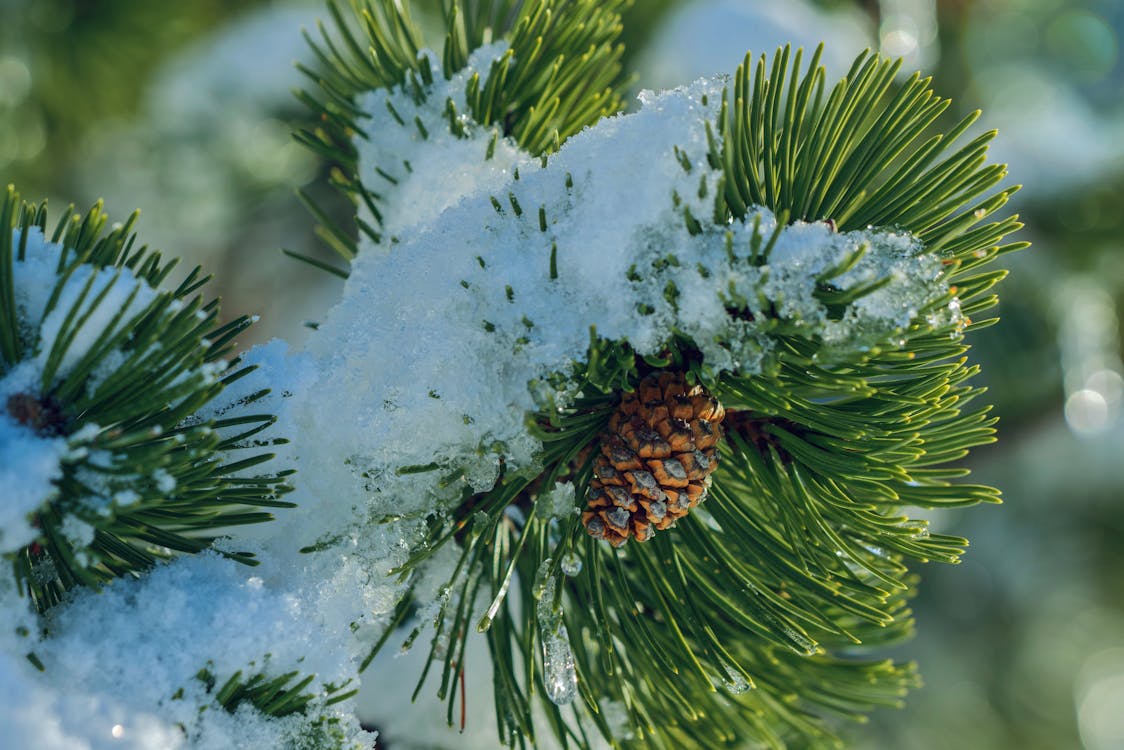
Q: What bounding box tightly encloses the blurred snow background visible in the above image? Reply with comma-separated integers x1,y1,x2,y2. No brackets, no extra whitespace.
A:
2,0,1123,748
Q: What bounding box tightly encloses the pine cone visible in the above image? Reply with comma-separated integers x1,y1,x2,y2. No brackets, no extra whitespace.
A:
583,372,725,546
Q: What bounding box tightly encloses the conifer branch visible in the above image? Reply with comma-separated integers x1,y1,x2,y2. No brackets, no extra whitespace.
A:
296,0,631,267
0,187,291,612
352,46,1024,749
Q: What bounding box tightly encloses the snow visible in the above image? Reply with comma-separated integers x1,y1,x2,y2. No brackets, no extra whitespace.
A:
288,69,954,747
0,228,380,747
0,226,210,557
354,43,531,247
2,31,962,750
36,261,163,386
0,226,167,554
0,393,67,553
8,228,61,334
0,647,189,750
6,227,164,386
0,553,374,750
300,75,953,556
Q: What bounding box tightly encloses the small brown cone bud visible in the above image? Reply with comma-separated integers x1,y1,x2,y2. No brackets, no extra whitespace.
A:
583,372,725,546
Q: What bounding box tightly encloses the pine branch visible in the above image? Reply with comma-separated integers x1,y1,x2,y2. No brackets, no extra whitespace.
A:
0,186,292,612
357,47,1025,749
193,663,358,718
295,0,631,268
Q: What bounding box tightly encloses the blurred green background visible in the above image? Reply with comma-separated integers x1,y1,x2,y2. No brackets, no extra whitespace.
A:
2,1,1121,748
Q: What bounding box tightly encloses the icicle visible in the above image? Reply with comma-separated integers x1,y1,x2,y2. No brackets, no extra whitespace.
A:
535,573,577,705
540,623,578,706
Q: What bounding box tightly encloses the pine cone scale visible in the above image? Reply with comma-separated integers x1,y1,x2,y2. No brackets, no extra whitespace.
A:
583,372,725,546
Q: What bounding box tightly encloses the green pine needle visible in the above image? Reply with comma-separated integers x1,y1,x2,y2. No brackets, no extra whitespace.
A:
362,47,1024,750
296,0,631,268
185,664,360,748
708,45,1019,254
1,186,292,612
194,664,358,718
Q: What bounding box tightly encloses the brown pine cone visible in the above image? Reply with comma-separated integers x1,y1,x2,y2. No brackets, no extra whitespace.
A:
582,372,725,546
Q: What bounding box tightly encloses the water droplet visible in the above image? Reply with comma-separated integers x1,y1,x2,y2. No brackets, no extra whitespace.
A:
782,625,818,656
722,665,751,694
532,558,554,600
560,552,582,577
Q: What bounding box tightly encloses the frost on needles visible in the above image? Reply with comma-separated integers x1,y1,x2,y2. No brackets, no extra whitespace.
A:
0,1,1026,748
291,9,1021,748
0,193,372,749
311,73,967,521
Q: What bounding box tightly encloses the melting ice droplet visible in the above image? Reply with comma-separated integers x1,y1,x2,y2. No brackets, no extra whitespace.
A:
540,622,578,705
560,552,582,577
533,557,554,600
536,573,577,705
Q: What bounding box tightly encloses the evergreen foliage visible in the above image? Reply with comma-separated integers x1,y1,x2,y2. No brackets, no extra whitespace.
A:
191,662,358,721
313,6,1028,749
0,2,1035,748
0,187,293,612
293,0,630,270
